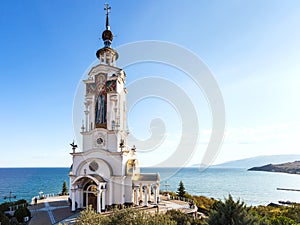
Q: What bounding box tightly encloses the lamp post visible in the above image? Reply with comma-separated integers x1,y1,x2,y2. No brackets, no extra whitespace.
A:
3,191,16,202
164,182,170,192
101,185,106,211
38,191,43,199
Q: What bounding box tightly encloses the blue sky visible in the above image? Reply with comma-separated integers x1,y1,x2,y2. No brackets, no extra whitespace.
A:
0,0,300,167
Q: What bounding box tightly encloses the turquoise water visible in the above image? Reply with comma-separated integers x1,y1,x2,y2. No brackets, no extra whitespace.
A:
0,167,300,206
141,167,300,206
0,168,69,204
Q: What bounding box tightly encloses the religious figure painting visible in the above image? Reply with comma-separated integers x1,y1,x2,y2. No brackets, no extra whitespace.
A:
106,80,117,92
95,85,107,126
86,83,96,95
95,74,106,93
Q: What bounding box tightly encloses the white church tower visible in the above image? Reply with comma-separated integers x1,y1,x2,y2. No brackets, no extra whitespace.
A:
69,4,160,212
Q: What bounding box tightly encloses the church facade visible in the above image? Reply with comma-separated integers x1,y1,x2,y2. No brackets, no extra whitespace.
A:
69,4,160,212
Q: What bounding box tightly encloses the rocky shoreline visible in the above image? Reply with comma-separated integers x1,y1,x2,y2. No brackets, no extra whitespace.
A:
248,160,300,174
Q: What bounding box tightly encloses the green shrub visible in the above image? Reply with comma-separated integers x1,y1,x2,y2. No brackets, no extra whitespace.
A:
14,206,31,223
74,205,109,225
270,215,298,225
62,180,69,195
207,194,260,225
0,212,10,225
166,209,193,225
177,181,186,197
0,202,11,213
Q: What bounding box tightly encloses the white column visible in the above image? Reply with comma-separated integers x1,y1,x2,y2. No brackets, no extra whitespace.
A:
157,184,160,203
148,184,151,202
121,177,125,204
104,52,107,64
84,102,89,132
144,186,148,207
80,189,83,208
109,53,112,65
153,185,157,204
77,189,81,208
101,190,106,211
135,187,139,206
71,189,76,211
108,180,113,205
132,187,134,204
113,55,116,66
86,192,88,207
97,189,101,213
139,183,143,202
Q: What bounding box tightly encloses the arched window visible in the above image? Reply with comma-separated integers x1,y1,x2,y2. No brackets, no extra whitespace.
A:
112,120,115,130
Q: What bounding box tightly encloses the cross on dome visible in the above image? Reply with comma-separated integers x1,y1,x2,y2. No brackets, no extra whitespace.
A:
104,3,111,15
104,3,111,30
96,3,119,64
101,3,113,47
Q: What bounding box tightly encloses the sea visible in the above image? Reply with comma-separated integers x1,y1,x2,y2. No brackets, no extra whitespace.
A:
0,167,300,206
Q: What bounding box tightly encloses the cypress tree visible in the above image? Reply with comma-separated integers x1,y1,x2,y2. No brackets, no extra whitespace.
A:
176,181,186,197
62,180,68,195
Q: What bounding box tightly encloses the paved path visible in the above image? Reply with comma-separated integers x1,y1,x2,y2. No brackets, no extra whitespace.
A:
29,196,196,225
28,196,75,225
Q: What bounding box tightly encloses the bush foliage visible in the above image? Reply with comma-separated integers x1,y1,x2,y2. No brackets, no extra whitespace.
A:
0,212,10,225
62,180,69,195
14,206,31,223
72,180,300,225
74,205,177,225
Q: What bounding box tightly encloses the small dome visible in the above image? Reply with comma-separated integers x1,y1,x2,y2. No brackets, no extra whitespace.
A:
102,29,113,42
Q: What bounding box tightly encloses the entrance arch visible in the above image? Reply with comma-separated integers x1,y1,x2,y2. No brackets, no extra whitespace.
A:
84,183,98,210
71,175,107,213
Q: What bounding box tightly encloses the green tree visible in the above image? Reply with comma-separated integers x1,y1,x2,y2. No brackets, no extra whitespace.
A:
74,205,110,225
282,205,300,223
177,181,186,197
270,216,298,225
207,194,260,225
62,180,68,195
109,207,176,225
0,212,10,225
10,217,20,225
0,202,11,212
75,206,177,225
166,209,193,225
14,206,31,223
109,208,142,225
148,213,176,225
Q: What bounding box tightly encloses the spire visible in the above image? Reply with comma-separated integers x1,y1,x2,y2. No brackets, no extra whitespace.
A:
102,3,113,47
104,3,111,30
96,3,119,65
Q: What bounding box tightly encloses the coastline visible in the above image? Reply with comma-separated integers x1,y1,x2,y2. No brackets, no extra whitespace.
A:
248,161,300,175
1,167,300,206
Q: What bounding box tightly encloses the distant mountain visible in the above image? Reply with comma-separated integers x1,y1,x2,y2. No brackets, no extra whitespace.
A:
194,155,300,169
249,161,300,174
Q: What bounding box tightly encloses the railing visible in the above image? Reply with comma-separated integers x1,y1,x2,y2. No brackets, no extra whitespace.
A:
31,193,69,204
7,203,28,212
168,195,198,215
169,195,195,204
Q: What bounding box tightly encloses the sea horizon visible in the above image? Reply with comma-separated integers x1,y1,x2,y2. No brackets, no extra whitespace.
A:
1,167,300,206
